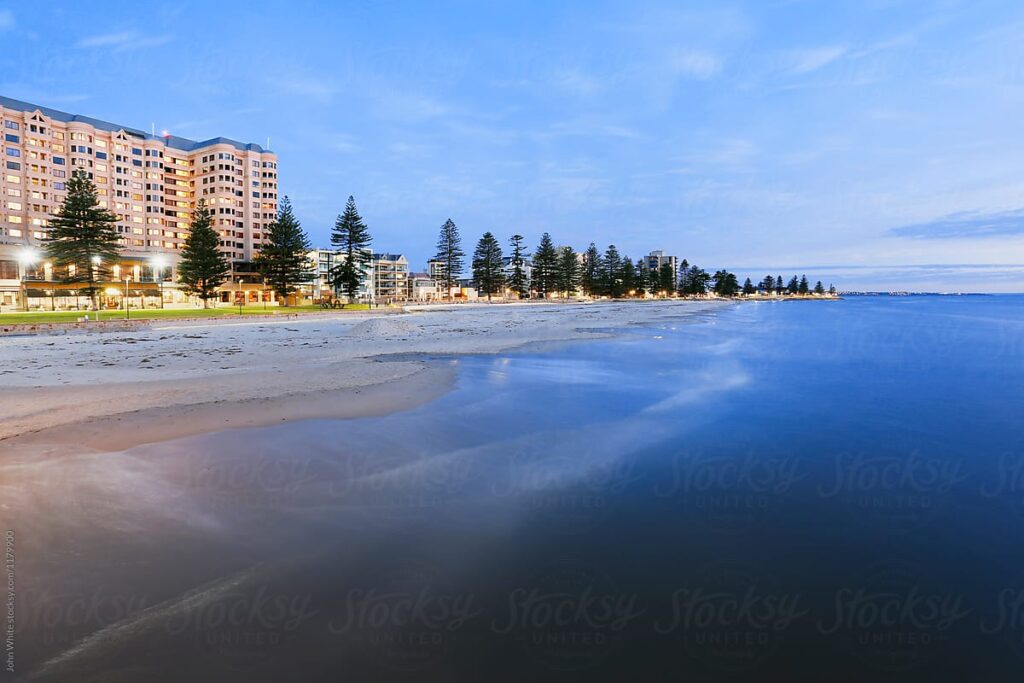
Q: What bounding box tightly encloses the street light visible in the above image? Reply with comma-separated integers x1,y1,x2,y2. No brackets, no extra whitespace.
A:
151,256,167,309
17,247,39,312
91,255,102,314
124,276,132,320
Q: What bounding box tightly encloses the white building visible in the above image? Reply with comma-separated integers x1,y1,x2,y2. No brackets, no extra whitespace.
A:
372,253,409,302
408,272,439,301
306,248,374,302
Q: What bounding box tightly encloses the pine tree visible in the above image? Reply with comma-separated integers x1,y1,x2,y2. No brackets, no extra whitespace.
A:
507,234,529,299
814,280,826,295
557,246,579,297
743,277,756,295
602,245,623,297
760,275,775,294
787,275,800,295
434,218,465,301
472,232,505,301
257,196,312,305
177,199,230,308
619,255,636,296
582,243,601,296
677,259,691,296
713,270,740,296
775,275,784,295
658,262,675,295
685,265,710,295
635,259,649,297
532,233,559,298
829,283,837,295
329,195,372,304
798,274,810,295
43,169,121,309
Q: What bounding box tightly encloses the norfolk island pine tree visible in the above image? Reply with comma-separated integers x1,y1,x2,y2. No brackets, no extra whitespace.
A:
257,197,313,305
472,231,505,301
177,200,231,308
330,196,372,304
435,218,465,302
43,169,121,311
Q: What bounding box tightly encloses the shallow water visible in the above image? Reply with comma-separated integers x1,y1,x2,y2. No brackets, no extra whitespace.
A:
13,295,1024,681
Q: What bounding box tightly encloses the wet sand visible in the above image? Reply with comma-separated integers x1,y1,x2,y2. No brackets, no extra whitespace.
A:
1,301,727,452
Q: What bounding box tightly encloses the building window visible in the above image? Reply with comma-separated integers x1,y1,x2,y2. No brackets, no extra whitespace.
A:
4,121,19,130
52,156,65,165
6,161,20,170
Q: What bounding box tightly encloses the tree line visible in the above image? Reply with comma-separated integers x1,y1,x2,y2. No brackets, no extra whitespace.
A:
38,174,834,308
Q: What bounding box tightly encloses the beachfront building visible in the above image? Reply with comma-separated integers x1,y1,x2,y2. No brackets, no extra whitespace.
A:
371,253,409,302
0,96,277,311
304,248,374,303
408,272,439,301
645,250,679,284
427,258,446,280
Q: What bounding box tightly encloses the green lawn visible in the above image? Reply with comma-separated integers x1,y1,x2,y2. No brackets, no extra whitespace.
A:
0,303,375,325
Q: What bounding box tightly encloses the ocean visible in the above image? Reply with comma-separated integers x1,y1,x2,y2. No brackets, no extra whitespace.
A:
17,295,1024,681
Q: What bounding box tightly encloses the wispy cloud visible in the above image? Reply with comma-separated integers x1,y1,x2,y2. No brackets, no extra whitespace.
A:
332,134,362,154
890,209,1024,239
549,68,604,96
0,9,14,30
548,120,643,141
681,138,759,170
276,77,336,101
373,91,450,121
669,48,723,80
0,86,89,106
76,30,170,51
787,46,847,74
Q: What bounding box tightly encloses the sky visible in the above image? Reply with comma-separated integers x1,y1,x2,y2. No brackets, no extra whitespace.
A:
2,0,1023,291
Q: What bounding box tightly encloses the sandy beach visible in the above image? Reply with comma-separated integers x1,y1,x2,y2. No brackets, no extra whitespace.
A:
1,300,727,452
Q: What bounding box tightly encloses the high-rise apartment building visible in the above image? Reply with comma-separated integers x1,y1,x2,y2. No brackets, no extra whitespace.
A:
0,96,278,310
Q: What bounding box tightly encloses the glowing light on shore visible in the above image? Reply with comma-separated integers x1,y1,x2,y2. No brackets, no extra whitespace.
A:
18,247,39,265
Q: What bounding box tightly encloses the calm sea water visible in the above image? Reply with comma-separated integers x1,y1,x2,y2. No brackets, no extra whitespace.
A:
18,296,1024,681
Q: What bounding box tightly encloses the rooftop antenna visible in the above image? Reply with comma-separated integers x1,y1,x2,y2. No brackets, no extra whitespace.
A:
266,136,271,150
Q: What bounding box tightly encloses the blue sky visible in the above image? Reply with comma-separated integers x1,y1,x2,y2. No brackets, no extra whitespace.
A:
2,0,1023,291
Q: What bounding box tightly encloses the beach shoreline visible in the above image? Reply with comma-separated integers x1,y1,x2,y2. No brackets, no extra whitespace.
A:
1,300,729,453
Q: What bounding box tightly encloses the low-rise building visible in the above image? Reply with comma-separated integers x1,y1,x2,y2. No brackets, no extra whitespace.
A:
372,253,409,302
305,248,374,302
408,272,438,301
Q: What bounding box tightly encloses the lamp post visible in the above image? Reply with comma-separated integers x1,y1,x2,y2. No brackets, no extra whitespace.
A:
237,276,244,315
17,247,39,312
91,255,102,317
124,276,132,320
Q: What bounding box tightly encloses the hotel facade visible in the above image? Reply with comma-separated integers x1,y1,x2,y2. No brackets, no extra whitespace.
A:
0,96,278,311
